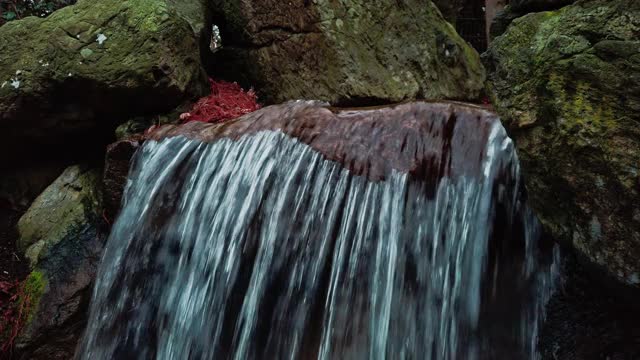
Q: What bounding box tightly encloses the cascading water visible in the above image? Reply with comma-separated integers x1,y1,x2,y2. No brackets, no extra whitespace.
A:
79,102,559,359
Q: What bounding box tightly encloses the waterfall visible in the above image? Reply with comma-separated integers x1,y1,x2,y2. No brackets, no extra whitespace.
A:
79,102,559,359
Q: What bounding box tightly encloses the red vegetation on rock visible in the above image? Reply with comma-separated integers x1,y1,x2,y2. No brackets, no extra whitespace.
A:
180,79,261,124
0,279,32,354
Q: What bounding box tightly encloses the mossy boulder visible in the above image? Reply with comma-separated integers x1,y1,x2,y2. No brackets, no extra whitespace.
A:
14,165,104,358
484,0,640,288
211,0,485,105
0,0,208,158
18,166,101,264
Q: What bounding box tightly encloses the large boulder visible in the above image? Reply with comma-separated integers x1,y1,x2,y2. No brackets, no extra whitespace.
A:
13,165,103,358
210,0,485,105
484,0,640,288
0,0,209,158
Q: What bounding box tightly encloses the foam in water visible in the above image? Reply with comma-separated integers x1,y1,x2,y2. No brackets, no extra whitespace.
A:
79,123,558,359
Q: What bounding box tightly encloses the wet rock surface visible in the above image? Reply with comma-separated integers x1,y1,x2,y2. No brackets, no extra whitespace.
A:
484,0,640,289
210,0,485,105
150,101,500,184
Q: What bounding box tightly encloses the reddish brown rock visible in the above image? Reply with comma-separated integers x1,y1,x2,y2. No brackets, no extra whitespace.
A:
150,101,503,188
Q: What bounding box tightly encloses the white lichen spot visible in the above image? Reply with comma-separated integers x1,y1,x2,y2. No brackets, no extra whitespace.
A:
15,70,22,75
42,62,49,67
76,34,81,39
97,33,108,45
68,73,73,77
1,81,6,88
445,49,451,57
10,78,20,89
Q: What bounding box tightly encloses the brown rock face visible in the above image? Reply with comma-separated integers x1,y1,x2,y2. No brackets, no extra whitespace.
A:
150,101,501,186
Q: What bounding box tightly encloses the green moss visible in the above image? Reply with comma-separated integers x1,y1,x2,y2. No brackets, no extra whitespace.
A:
20,270,47,325
545,72,617,145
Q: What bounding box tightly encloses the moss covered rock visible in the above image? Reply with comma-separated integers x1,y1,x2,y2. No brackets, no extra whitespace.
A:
0,0,208,157
14,165,104,358
484,0,640,288
18,166,101,264
211,0,485,105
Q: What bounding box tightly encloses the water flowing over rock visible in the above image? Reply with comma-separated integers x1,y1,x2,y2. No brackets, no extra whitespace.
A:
79,102,558,359
209,0,485,105
484,0,640,289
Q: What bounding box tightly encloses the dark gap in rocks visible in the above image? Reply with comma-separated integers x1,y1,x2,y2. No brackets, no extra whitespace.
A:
540,248,640,360
0,206,28,285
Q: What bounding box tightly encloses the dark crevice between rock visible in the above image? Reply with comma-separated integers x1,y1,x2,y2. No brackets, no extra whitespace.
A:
540,247,640,360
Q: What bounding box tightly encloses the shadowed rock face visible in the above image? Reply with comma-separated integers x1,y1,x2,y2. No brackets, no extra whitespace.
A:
209,0,485,105
151,101,499,187
510,0,575,12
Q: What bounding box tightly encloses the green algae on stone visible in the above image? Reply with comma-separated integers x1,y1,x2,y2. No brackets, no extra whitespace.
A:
19,270,47,325
484,0,640,288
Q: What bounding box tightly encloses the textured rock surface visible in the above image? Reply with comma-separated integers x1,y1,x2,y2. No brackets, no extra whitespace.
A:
484,0,640,288
103,136,144,220
0,0,208,157
14,165,103,358
210,0,485,105
18,166,101,263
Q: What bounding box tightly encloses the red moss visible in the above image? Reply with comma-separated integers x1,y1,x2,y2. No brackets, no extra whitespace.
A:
180,79,261,124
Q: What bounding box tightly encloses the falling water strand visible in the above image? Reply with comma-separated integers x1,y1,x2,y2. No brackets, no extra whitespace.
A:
80,126,558,359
